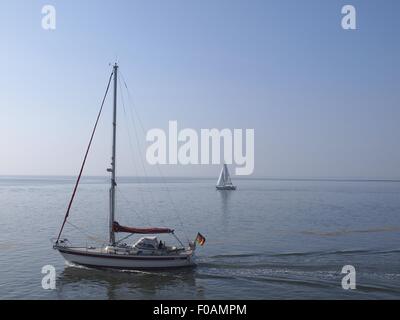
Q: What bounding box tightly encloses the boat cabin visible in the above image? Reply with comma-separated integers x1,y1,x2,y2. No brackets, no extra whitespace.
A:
134,237,159,250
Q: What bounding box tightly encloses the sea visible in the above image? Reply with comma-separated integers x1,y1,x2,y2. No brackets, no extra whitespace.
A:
0,176,399,299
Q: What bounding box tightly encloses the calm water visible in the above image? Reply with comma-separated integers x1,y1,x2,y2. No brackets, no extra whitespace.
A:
0,176,399,299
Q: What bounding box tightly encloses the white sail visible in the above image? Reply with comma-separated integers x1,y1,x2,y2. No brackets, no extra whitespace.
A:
217,167,225,186
217,164,233,187
223,164,232,185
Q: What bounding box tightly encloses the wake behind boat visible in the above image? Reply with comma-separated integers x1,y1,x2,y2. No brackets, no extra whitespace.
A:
216,164,236,190
53,63,205,270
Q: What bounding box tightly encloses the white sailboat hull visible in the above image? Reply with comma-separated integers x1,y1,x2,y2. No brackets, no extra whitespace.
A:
56,247,196,269
216,185,236,190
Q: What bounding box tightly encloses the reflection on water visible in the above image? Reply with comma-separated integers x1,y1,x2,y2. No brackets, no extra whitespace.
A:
56,264,203,299
218,190,232,227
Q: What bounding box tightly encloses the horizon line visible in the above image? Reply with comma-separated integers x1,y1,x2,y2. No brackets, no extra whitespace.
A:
1,174,400,183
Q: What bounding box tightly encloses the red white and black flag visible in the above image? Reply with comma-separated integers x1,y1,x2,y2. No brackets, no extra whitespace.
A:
196,233,206,246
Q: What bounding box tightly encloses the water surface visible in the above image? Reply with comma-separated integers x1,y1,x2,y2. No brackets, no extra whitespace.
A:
0,177,399,299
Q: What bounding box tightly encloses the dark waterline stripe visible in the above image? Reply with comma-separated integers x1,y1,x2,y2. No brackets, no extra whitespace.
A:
58,249,189,260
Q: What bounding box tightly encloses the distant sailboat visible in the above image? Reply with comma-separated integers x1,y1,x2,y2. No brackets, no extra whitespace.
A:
216,164,236,190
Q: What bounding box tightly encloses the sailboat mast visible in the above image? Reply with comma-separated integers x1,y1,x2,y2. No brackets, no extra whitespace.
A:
109,63,118,245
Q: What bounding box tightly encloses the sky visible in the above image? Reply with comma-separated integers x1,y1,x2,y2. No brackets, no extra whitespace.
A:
0,0,399,179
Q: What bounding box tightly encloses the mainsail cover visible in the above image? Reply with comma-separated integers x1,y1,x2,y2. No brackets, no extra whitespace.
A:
113,222,173,234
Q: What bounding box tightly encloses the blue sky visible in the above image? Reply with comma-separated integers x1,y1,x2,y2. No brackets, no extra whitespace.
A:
0,0,399,178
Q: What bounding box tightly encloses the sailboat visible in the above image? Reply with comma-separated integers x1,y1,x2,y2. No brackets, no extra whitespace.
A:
216,164,236,190
53,63,202,269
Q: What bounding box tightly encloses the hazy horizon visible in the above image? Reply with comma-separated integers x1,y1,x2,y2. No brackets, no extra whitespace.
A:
1,174,400,182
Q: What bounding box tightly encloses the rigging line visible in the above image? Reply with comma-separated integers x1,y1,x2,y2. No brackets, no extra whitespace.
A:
117,77,156,223
120,72,190,242
115,233,135,245
172,233,185,248
117,79,145,216
119,72,188,237
117,77,148,193
118,75,168,227
116,186,151,226
66,221,107,244
56,70,114,243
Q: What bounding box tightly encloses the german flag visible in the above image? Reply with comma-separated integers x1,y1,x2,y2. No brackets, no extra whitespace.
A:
196,233,206,246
